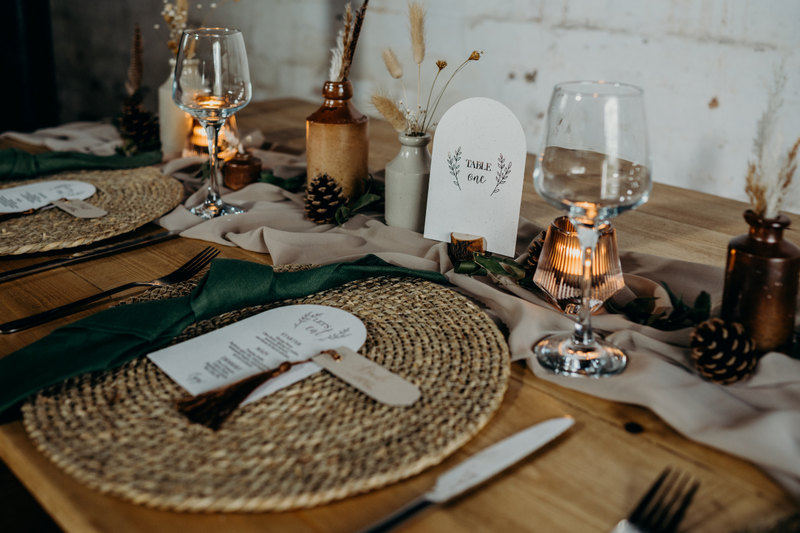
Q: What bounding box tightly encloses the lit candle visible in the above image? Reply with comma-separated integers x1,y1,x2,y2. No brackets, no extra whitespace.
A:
533,216,624,314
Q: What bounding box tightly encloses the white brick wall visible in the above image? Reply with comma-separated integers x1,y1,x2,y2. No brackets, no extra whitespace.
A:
217,0,800,213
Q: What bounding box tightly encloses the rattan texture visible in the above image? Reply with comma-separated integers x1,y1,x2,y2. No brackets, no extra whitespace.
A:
0,168,183,255
22,272,510,513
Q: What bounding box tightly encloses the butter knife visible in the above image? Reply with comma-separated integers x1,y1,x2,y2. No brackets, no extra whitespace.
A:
357,416,575,533
0,229,181,284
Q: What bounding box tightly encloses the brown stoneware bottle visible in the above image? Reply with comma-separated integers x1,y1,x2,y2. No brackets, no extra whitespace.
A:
305,81,369,201
721,210,800,353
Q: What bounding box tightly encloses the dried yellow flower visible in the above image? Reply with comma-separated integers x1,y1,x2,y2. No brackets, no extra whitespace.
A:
436,60,447,70
469,50,482,61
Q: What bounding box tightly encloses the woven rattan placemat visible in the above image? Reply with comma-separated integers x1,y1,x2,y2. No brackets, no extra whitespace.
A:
22,272,511,512
0,168,183,255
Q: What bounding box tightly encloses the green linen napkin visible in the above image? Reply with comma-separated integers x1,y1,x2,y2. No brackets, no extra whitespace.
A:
0,255,447,415
0,148,162,180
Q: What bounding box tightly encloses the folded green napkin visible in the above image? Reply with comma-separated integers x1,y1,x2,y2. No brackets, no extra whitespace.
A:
0,255,447,415
0,148,162,180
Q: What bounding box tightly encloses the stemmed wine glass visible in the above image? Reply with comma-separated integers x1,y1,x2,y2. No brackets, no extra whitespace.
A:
533,81,652,377
173,28,252,219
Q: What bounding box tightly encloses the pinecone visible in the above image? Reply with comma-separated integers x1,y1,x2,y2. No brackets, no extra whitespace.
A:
304,173,346,224
117,94,160,154
689,317,758,384
524,230,547,274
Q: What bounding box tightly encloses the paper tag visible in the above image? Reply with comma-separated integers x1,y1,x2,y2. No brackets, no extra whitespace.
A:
0,180,96,213
313,347,420,406
148,305,367,406
51,199,108,218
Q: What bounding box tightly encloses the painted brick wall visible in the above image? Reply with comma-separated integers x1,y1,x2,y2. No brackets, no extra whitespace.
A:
51,0,800,212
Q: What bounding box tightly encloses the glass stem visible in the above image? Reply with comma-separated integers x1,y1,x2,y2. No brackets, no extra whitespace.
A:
204,121,224,203
573,223,599,348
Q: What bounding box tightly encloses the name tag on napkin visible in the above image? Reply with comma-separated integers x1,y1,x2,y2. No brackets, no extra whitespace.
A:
51,199,108,218
423,97,527,256
148,304,420,407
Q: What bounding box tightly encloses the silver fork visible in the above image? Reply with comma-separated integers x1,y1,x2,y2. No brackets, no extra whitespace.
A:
0,247,219,334
611,468,700,533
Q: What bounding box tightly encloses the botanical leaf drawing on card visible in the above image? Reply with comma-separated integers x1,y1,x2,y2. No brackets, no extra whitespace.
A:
491,153,512,196
447,147,462,190
314,328,352,342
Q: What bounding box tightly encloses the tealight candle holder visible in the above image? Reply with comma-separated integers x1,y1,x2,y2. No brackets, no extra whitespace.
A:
183,115,240,161
533,216,624,314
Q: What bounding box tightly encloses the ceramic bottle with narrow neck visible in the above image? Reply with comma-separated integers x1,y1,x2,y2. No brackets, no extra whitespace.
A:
306,81,369,201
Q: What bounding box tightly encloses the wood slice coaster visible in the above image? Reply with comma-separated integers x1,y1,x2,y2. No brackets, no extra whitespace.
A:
0,168,183,255
22,272,511,512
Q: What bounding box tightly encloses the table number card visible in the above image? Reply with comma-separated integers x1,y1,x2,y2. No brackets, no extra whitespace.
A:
149,304,368,406
424,97,527,256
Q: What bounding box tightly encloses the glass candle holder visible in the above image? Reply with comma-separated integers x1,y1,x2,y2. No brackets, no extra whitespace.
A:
533,216,624,314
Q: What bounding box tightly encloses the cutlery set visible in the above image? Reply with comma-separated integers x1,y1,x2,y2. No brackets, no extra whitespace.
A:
0,234,216,334
0,234,700,532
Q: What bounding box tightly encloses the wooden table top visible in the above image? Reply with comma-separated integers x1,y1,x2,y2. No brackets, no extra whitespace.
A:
0,99,797,533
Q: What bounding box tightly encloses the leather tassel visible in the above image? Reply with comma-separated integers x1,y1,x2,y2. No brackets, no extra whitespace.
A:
176,350,339,430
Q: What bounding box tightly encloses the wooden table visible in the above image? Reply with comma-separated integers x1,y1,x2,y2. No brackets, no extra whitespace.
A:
0,99,797,533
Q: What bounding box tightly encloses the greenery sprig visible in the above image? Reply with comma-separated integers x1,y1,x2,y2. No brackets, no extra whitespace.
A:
605,283,711,331
453,251,712,332
335,174,383,226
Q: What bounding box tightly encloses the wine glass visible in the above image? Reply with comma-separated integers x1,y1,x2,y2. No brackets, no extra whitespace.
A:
173,28,252,219
532,81,652,377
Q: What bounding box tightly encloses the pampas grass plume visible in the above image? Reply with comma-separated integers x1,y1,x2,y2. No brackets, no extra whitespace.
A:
408,1,426,65
746,65,799,218
371,90,407,132
382,48,403,79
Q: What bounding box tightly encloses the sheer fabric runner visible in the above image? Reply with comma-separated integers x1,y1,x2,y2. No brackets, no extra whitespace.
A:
157,152,800,499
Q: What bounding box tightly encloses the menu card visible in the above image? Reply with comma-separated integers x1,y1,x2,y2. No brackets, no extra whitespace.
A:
148,304,368,406
0,180,96,213
423,97,527,256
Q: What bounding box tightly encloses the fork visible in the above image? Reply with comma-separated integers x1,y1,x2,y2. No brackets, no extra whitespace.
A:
611,468,700,533
0,247,219,334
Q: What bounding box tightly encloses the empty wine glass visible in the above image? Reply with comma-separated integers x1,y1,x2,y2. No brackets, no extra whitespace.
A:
173,28,252,219
533,81,652,377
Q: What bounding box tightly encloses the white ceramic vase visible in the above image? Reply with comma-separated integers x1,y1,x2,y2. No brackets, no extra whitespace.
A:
384,133,432,233
158,58,192,160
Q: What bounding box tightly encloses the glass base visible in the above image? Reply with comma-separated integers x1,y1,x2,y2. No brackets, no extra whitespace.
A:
535,333,627,378
190,199,245,220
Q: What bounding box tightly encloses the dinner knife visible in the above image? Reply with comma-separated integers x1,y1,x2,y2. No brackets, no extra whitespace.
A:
357,416,575,533
0,229,182,284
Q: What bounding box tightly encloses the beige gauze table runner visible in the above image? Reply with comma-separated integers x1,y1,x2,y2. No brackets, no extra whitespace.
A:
156,152,800,499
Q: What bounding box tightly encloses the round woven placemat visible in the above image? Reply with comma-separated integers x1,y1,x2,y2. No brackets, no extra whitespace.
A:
0,168,183,255
22,272,510,513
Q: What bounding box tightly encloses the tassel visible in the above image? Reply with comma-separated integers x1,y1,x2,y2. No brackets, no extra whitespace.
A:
176,350,339,430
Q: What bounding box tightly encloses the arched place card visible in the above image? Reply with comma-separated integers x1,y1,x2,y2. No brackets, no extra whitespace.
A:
423,97,527,256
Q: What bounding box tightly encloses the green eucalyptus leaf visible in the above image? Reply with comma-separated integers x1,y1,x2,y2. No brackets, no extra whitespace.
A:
454,260,485,276
474,254,511,278
258,171,307,193
693,291,711,321
495,256,527,279
335,205,350,226
350,193,382,213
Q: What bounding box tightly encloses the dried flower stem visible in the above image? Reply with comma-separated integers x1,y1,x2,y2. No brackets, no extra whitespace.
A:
422,52,482,132
125,23,144,97
340,0,369,81
745,65,799,218
370,2,481,136
408,1,425,110
370,90,407,132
